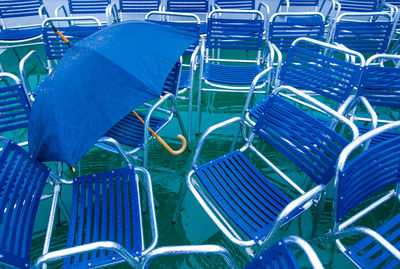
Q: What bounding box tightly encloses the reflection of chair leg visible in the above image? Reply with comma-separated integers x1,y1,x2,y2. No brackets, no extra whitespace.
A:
196,83,203,136
172,181,189,223
171,97,191,150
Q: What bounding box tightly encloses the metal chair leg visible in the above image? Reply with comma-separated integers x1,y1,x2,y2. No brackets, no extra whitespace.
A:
172,181,189,223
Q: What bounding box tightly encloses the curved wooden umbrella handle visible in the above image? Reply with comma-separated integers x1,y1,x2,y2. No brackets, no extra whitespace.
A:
132,110,187,155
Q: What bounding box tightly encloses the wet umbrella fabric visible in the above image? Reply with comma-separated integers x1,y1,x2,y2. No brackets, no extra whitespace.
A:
28,21,198,166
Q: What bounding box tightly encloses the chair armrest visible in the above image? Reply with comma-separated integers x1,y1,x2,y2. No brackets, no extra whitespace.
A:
284,236,324,269
34,241,139,268
55,4,69,17
106,3,120,25
19,50,49,100
259,185,326,251
258,1,270,26
192,117,243,167
142,245,236,269
96,137,133,167
39,5,50,20
333,226,400,261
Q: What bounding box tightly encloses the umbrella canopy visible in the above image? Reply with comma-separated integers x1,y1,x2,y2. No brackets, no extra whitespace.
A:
28,21,198,166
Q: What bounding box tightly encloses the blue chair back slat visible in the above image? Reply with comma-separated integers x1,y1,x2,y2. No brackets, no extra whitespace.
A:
162,61,182,95
63,167,142,268
254,94,350,185
334,21,393,54
119,0,161,12
0,140,49,269
0,0,42,19
206,17,264,50
68,0,110,14
166,0,209,12
269,15,325,53
214,0,255,10
358,65,400,108
245,239,300,269
0,84,31,133
337,0,380,12
42,25,102,60
282,0,320,7
280,45,363,104
336,136,400,222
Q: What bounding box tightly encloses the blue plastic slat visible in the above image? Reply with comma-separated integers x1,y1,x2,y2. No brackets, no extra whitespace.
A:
105,112,168,148
42,25,102,60
346,212,400,268
280,45,363,104
214,0,255,10
0,84,31,133
0,140,49,269
358,65,400,108
207,17,264,50
205,63,264,85
337,0,380,12
334,21,393,53
166,0,209,12
0,0,42,19
245,239,300,269
68,0,110,14
195,150,302,241
254,94,350,185
119,0,161,12
336,136,400,222
63,168,142,269
358,126,399,147
0,27,42,41
268,15,324,52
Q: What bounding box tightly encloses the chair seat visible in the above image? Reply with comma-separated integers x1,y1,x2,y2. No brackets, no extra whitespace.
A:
0,27,42,41
346,212,400,269
179,69,191,89
105,111,168,148
204,63,264,85
63,167,143,269
194,150,304,241
245,239,300,269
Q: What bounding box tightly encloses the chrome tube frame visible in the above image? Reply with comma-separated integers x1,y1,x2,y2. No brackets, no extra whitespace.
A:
142,245,236,269
19,50,49,98
284,236,324,269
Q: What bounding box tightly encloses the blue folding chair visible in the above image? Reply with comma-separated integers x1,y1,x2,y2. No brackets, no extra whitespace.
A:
196,9,266,134
329,11,395,55
99,60,191,167
0,136,158,269
0,73,32,147
55,0,117,26
141,236,323,269
314,121,400,269
145,11,201,138
0,0,48,49
348,54,400,147
243,37,365,130
173,85,358,252
335,0,385,12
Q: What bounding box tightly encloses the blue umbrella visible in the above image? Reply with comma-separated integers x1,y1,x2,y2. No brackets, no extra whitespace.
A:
28,21,198,166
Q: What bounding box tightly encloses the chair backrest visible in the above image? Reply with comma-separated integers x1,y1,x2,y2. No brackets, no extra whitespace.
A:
145,11,200,53
68,0,110,14
119,0,161,13
279,37,364,106
334,123,400,224
0,0,42,19
268,13,325,53
162,61,182,96
284,0,320,6
165,0,209,13
0,139,49,269
42,18,102,61
336,0,381,12
206,10,264,52
214,0,255,10
332,12,393,54
0,73,31,133
253,89,354,185
357,55,400,109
